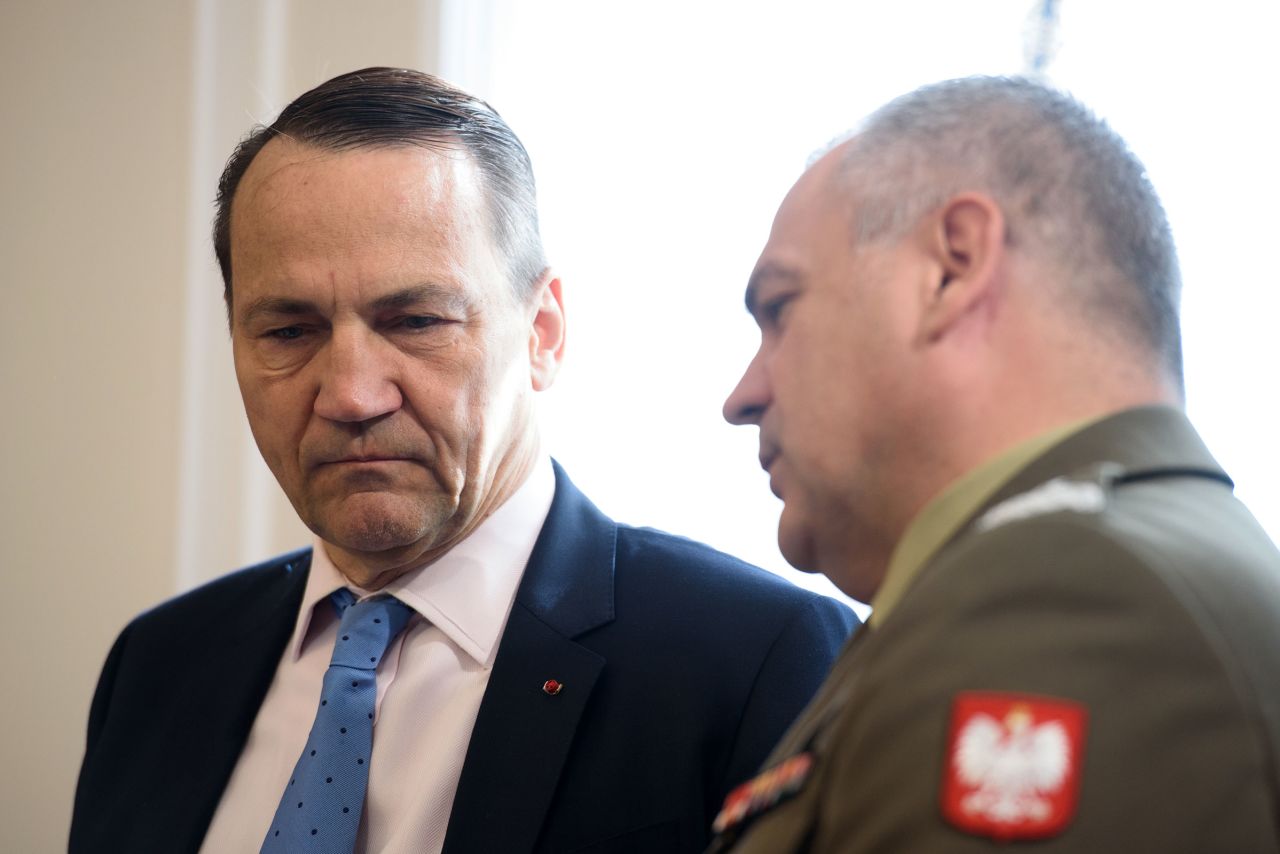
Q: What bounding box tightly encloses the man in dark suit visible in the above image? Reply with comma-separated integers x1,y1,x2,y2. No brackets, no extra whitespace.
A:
70,67,855,854
714,77,1280,851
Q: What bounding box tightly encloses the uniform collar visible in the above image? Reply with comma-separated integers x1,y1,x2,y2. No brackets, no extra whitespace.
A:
868,418,1093,626
869,405,1228,627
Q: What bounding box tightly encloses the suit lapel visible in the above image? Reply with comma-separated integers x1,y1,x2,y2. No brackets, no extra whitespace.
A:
149,553,311,851
442,605,605,853
444,462,616,854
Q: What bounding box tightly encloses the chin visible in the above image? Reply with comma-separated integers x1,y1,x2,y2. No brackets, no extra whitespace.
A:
310,491,450,556
776,514,822,574
335,521,425,555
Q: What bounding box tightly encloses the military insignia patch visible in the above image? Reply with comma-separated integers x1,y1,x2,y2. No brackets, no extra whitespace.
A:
975,477,1106,533
940,692,1087,841
712,753,814,835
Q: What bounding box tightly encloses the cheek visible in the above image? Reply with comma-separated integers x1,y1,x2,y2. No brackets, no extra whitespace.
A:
401,350,501,442
475,323,533,400
238,377,310,464
772,329,848,419
474,349,530,431
457,344,537,463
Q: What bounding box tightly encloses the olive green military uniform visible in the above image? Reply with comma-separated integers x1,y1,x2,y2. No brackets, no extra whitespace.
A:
712,406,1280,852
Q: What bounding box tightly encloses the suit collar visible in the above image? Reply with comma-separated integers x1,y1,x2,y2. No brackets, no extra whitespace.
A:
223,548,313,634
443,461,615,853
513,459,617,637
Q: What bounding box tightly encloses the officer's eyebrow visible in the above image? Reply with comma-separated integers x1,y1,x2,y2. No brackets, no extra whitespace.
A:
744,262,803,319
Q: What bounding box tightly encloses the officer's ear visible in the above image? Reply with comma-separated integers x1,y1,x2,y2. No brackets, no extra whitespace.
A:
528,270,565,391
915,192,1006,344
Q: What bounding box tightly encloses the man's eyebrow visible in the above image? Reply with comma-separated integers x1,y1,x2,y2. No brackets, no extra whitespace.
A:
240,296,318,327
238,284,469,327
744,262,802,317
370,284,468,314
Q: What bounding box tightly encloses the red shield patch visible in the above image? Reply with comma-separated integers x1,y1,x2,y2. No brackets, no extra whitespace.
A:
940,692,1087,841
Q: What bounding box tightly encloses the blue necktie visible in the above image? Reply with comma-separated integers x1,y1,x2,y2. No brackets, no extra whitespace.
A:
261,590,414,853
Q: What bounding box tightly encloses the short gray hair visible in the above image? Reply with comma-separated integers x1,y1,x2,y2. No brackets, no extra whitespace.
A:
839,76,1182,383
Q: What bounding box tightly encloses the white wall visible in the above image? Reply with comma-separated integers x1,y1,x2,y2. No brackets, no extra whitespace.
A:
0,2,445,849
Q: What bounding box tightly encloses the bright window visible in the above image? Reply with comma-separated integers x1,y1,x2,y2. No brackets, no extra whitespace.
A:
463,0,1280,612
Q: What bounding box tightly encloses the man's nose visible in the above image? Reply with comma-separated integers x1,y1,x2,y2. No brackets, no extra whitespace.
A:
313,328,403,423
723,348,769,426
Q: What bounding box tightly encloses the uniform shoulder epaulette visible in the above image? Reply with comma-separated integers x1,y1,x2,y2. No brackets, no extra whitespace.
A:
975,463,1126,534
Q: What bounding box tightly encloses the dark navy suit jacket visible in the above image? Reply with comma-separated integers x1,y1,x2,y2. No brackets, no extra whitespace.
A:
70,464,856,852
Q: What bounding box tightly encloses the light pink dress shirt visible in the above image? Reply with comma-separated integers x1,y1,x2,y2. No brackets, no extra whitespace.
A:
200,459,555,853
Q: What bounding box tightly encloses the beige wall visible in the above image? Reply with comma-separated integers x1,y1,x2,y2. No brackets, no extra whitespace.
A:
0,1,448,849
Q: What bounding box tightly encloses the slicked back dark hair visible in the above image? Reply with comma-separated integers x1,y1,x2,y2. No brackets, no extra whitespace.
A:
213,67,547,319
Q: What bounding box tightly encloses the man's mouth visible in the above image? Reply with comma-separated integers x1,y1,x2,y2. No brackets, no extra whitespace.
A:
317,453,416,469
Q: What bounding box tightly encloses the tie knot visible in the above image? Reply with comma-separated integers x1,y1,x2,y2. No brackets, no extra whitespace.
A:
327,592,414,670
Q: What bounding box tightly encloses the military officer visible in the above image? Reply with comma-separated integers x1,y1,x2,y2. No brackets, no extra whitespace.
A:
715,76,1280,852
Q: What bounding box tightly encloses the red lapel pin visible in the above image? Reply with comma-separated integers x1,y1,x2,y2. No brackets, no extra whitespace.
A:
542,679,564,696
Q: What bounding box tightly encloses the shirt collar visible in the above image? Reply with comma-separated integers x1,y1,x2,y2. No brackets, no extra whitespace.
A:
287,457,556,668
868,419,1095,627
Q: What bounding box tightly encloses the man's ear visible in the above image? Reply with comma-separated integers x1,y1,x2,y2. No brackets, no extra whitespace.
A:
917,192,1006,343
528,271,566,391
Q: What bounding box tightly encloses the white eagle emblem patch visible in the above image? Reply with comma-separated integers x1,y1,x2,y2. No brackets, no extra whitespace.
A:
941,692,1087,840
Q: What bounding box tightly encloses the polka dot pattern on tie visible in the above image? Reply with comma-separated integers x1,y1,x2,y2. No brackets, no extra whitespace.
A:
260,590,414,853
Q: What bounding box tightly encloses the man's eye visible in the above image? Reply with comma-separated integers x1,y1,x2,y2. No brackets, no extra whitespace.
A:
268,326,306,341
762,296,794,327
399,315,443,330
